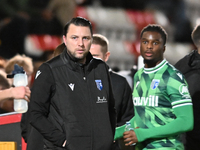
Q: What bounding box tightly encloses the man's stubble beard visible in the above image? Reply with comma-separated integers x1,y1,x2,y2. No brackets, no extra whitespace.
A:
67,50,89,63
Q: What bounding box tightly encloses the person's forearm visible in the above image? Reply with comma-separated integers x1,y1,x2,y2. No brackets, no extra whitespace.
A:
0,88,13,101
0,86,30,102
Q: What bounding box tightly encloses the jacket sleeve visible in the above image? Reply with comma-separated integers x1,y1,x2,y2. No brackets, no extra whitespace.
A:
29,63,66,147
117,79,134,127
107,68,116,137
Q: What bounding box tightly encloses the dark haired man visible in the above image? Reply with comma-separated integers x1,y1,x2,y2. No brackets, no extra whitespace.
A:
29,17,116,150
114,24,193,149
175,24,200,150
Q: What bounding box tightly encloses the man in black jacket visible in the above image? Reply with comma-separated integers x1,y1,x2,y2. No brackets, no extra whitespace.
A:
29,17,116,150
90,34,134,150
175,24,200,150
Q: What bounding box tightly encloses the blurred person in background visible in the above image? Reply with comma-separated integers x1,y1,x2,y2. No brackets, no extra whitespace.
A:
5,54,34,87
114,24,193,149
0,54,33,113
175,24,200,150
0,56,8,71
53,43,66,57
0,70,13,113
0,70,10,90
3,54,36,149
90,34,134,150
0,70,30,113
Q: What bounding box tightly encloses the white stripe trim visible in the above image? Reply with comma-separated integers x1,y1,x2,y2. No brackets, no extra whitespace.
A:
171,99,191,105
172,103,193,109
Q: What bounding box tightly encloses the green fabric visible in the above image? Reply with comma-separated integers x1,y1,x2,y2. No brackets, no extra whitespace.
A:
134,105,193,140
114,124,125,140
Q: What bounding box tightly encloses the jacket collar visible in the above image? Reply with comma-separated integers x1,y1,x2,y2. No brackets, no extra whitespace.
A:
60,48,94,72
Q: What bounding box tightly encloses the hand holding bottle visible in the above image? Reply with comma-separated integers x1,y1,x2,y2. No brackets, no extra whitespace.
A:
7,64,30,113
123,130,138,146
10,86,30,101
0,86,30,102
124,121,138,146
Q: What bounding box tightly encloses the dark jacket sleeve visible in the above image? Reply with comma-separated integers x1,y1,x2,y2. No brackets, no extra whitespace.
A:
107,68,116,136
117,79,134,126
29,63,65,147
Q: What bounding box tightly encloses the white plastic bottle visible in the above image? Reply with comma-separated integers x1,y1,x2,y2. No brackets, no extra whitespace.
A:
125,121,136,146
13,73,28,113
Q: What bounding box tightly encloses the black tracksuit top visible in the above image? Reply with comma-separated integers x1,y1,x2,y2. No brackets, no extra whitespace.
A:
30,50,116,150
109,71,134,127
175,50,200,150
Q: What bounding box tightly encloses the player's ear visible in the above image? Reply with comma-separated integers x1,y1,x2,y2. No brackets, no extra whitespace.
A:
163,45,166,53
105,51,110,62
63,35,67,46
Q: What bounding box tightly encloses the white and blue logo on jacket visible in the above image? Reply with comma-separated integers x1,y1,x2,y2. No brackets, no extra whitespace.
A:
95,80,103,90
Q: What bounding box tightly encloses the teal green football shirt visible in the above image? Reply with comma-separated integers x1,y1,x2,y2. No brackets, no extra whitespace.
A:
115,59,193,150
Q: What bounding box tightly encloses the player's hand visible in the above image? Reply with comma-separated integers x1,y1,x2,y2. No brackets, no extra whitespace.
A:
123,130,138,146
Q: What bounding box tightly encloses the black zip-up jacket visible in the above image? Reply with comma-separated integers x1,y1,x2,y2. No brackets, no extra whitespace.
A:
29,50,116,150
175,50,200,150
109,70,134,127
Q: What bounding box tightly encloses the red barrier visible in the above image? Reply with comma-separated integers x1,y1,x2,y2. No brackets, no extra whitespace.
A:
0,112,27,150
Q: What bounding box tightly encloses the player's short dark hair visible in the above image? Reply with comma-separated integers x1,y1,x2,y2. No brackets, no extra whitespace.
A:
63,17,93,36
140,24,168,45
